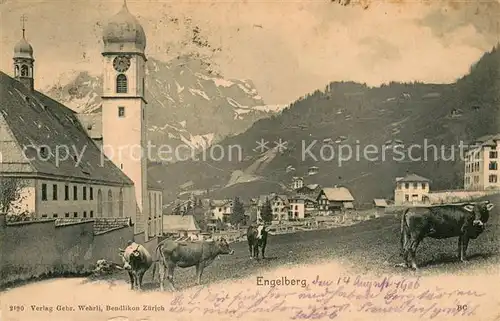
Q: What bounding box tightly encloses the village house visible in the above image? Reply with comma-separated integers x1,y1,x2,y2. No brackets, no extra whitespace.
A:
464,134,500,191
162,215,201,238
291,177,304,190
256,194,289,222
316,187,355,214
373,198,388,215
209,199,233,222
287,195,316,220
296,183,322,198
0,2,163,239
394,173,430,206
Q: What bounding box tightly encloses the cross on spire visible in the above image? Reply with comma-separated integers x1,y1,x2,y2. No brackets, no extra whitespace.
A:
20,14,27,39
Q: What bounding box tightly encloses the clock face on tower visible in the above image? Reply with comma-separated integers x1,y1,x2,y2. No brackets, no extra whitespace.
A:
113,56,131,72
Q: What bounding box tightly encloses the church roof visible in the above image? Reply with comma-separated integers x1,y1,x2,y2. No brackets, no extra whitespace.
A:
102,1,146,53
75,113,102,140
0,71,133,186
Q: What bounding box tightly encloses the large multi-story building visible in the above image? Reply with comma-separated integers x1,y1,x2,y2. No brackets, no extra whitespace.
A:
0,2,163,239
464,134,500,191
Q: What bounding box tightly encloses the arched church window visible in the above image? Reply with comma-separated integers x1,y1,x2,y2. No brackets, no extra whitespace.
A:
15,65,19,77
97,189,103,217
107,190,113,217
118,189,124,217
21,65,28,77
116,74,128,93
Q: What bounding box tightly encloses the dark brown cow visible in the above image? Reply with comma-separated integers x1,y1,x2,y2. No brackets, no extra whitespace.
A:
398,200,495,270
247,223,268,259
152,238,234,291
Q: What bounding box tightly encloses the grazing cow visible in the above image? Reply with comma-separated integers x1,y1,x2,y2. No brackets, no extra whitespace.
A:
118,241,153,290
398,200,495,270
152,238,234,291
247,223,268,259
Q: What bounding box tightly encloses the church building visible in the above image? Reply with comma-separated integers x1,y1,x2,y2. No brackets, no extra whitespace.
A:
0,2,163,240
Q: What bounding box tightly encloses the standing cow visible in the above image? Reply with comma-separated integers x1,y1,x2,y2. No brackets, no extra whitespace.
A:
247,222,268,259
119,240,153,290
398,200,495,270
152,238,234,291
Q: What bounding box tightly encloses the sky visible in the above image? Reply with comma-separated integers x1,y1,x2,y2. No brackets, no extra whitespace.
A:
1,0,499,104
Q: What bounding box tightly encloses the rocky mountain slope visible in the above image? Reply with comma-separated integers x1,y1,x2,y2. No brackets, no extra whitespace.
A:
151,46,500,205
44,55,286,158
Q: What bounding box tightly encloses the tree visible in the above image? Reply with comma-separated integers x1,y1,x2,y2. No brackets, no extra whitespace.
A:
230,197,245,226
192,205,207,231
184,200,193,215
0,177,28,214
260,198,273,223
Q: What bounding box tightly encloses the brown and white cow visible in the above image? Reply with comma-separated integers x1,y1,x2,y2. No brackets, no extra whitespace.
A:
119,241,153,290
152,238,234,291
398,200,495,270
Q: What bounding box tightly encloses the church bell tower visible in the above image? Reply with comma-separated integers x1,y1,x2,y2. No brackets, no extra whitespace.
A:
101,0,148,234
13,14,34,91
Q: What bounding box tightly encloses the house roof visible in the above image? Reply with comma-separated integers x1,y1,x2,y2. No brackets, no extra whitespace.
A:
275,194,289,204
320,187,355,201
396,173,430,183
0,72,133,186
211,199,231,207
55,217,132,234
373,199,388,207
256,194,288,205
288,194,317,203
55,218,94,227
93,217,133,234
163,214,200,232
468,134,500,147
296,184,320,192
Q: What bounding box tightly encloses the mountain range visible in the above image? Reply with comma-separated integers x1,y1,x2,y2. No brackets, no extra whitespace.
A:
150,46,500,206
44,54,286,159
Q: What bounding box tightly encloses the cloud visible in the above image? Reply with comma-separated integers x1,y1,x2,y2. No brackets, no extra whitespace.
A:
418,0,500,46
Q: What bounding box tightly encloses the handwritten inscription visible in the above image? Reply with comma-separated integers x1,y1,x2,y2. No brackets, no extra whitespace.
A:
164,275,483,319
5,275,485,320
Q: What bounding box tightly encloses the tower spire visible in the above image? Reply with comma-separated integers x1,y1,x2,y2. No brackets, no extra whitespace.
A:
14,13,34,91
20,14,27,39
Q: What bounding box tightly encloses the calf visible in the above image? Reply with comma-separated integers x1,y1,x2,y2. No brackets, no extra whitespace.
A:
247,223,268,259
119,241,153,290
152,238,234,291
398,200,495,270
